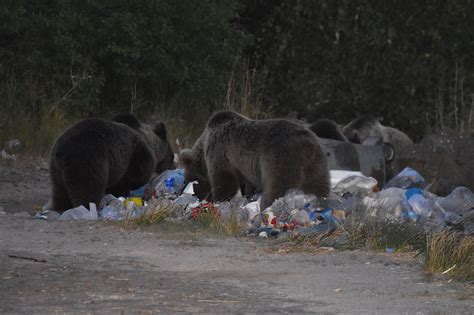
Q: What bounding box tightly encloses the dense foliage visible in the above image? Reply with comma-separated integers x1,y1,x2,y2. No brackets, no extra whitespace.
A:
0,0,245,119
238,0,474,137
1,0,472,151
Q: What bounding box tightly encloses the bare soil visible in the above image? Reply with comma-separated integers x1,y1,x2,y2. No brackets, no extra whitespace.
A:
0,159,473,314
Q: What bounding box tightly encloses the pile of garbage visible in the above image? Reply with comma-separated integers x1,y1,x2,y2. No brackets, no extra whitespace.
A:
37,167,474,237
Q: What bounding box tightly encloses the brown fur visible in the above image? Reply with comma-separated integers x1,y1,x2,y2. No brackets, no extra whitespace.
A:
111,113,175,173
50,115,174,213
309,118,348,142
343,115,413,178
181,111,330,210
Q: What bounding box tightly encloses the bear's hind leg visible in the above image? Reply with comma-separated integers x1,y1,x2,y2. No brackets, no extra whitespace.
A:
50,163,73,213
51,178,73,213
65,169,108,210
260,166,304,211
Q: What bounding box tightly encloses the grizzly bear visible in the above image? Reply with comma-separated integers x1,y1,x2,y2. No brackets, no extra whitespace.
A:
342,115,413,178
180,111,330,210
342,115,413,152
111,113,175,174
309,118,348,142
50,116,173,213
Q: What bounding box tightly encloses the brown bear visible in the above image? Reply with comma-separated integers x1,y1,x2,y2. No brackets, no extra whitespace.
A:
50,115,173,213
342,115,413,178
180,111,330,210
309,118,348,142
111,113,175,174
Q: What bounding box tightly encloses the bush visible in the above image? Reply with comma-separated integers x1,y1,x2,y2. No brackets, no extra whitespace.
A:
0,0,246,154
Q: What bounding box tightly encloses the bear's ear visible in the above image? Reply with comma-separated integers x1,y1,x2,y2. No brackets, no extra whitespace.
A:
154,122,168,140
383,142,395,161
180,149,193,166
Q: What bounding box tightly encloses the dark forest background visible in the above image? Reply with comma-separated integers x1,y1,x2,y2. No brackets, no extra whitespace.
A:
1,0,473,154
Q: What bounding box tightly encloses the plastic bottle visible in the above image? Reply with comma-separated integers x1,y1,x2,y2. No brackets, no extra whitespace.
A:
367,187,406,222
100,197,126,221
217,202,232,222
332,175,378,196
148,169,185,197
440,186,474,216
101,205,125,221
59,203,98,221
405,188,432,218
291,209,311,225
236,207,250,223
405,188,449,230
385,167,425,190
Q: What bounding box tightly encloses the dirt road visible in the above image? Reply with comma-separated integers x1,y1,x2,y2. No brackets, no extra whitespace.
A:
0,159,472,313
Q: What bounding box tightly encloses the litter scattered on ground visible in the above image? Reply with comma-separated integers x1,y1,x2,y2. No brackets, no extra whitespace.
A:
36,168,473,239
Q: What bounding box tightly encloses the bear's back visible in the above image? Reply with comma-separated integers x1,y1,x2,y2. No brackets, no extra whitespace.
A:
51,118,138,165
206,117,320,159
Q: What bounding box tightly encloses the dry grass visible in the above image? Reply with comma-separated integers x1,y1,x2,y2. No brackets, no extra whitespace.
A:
0,104,70,157
121,198,177,228
425,232,474,280
343,219,426,253
266,228,344,254
267,219,425,255
118,198,247,237
194,207,247,237
267,215,473,281
224,59,269,120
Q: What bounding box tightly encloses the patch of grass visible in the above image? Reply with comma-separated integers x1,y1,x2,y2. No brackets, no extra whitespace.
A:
265,214,473,281
121,198,177,228
0,77,73,157
267,228,344,254
343,219,426,254
0,104,70,157
194,206,247,237
116,198,246,237
425,231,474,280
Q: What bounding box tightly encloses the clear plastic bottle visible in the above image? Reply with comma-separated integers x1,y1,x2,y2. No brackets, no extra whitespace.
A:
440,186,474,215
405,188,432,218
385,167,425,190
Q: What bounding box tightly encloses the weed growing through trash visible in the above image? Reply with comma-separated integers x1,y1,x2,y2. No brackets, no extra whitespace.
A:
195,210,247,237
121,198,177,228
425,232,474,280
116,198,247,237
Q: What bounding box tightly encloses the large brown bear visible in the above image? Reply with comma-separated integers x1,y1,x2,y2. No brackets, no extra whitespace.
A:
50,115,174,213
180,111,330,210
342,115,413,178
111,113,175,174
309,118,348,142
